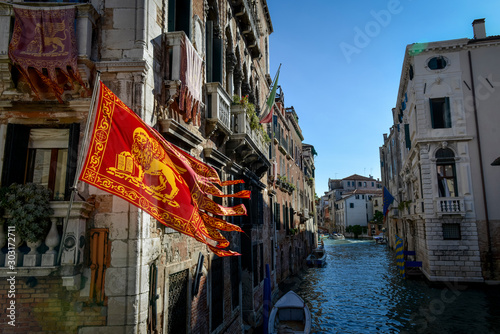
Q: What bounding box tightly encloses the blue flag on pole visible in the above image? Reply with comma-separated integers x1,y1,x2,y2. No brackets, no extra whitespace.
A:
383,187,395,217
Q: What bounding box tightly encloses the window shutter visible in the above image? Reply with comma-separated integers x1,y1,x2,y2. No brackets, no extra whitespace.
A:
206,21,214,82
444,97,451,128
404,124,411,149
1,123,30,186
65,123,80,200
213,36,223,84
429,99,435,128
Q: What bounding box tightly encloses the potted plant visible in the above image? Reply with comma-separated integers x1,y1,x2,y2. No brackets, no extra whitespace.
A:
0,183,53,251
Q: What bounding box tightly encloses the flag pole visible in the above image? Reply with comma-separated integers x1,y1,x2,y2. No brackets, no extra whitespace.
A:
57,71,101,264
259,64,281,120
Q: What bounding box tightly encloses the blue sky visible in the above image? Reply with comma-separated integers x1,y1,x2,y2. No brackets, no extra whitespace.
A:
266,0,500,196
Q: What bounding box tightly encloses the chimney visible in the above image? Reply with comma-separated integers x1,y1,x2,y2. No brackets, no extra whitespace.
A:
472,18,486,39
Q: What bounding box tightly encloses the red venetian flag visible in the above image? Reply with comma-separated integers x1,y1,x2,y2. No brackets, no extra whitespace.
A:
79,82,250,256
8,6,89,102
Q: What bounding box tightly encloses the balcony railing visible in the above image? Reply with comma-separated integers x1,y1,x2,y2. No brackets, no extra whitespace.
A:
0,201,92,281
230,104,268,157
435,197,465,216
205,82,232,136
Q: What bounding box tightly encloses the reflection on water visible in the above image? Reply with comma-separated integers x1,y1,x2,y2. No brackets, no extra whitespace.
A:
296,239,500,334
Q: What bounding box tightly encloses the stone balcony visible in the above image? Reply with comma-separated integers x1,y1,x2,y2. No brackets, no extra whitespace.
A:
0,201,92,288
205,82,232,140
435,197,466,217
227,103,270,177
230,0,261,58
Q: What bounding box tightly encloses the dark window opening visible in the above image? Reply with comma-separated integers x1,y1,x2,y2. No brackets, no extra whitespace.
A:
168,0,191,36
230,256,239,310
211,257,224,331
428,56,447,70
430,97,451,128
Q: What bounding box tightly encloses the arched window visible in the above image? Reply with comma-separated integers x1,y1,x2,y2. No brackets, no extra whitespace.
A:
436,148,457,197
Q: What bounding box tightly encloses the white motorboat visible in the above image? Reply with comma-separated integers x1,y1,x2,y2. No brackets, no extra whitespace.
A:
268,291,312,334
330,233,345,240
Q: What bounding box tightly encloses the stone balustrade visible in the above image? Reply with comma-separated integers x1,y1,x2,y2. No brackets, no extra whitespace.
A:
435,197,465,216
0,201,93,277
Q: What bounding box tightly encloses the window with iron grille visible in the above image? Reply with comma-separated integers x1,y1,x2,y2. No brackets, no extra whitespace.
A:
211,257,224,331
442,223,461,240
168,270,188,334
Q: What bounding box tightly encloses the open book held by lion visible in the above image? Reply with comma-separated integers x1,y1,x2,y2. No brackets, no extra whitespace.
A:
107,128,187,207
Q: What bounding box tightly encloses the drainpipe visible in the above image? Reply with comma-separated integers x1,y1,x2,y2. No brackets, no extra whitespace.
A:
468,50,494,279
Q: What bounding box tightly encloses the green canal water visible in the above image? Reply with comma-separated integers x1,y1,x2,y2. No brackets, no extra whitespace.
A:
295,239,500,334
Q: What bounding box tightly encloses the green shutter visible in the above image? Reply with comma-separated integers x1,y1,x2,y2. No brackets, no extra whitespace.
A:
429,99,435,128
404,124,411,149
444,97,451,128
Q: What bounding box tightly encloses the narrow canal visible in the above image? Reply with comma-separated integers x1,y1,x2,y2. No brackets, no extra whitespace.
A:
294,239,500,334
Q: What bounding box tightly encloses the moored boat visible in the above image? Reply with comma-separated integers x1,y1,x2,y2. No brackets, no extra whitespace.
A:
268,291,312,334
306,247,326,267
330,233,345,240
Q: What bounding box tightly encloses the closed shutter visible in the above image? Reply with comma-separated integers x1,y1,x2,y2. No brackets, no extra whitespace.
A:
404,124,411,149
64,123,80,200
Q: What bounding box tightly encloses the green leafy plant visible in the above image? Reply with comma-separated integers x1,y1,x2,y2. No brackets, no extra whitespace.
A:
397,200,412,211
371,210,384,224
233,95,270,143
0,183,53,242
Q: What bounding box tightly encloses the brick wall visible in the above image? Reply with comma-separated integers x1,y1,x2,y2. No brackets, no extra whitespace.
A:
0,276,105,333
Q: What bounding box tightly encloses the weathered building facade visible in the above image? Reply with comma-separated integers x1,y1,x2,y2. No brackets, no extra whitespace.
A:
381,19,500,284
0,0,316,333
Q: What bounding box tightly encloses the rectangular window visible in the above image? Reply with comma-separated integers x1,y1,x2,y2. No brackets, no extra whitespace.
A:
2,124,79,201
437,164,457,197
430,97,451,128
168,0,191,36
251,191,264,224
253,244,258,287
442,223,461,240
230,256,239,310
350,203,354,209
211,258,224,330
